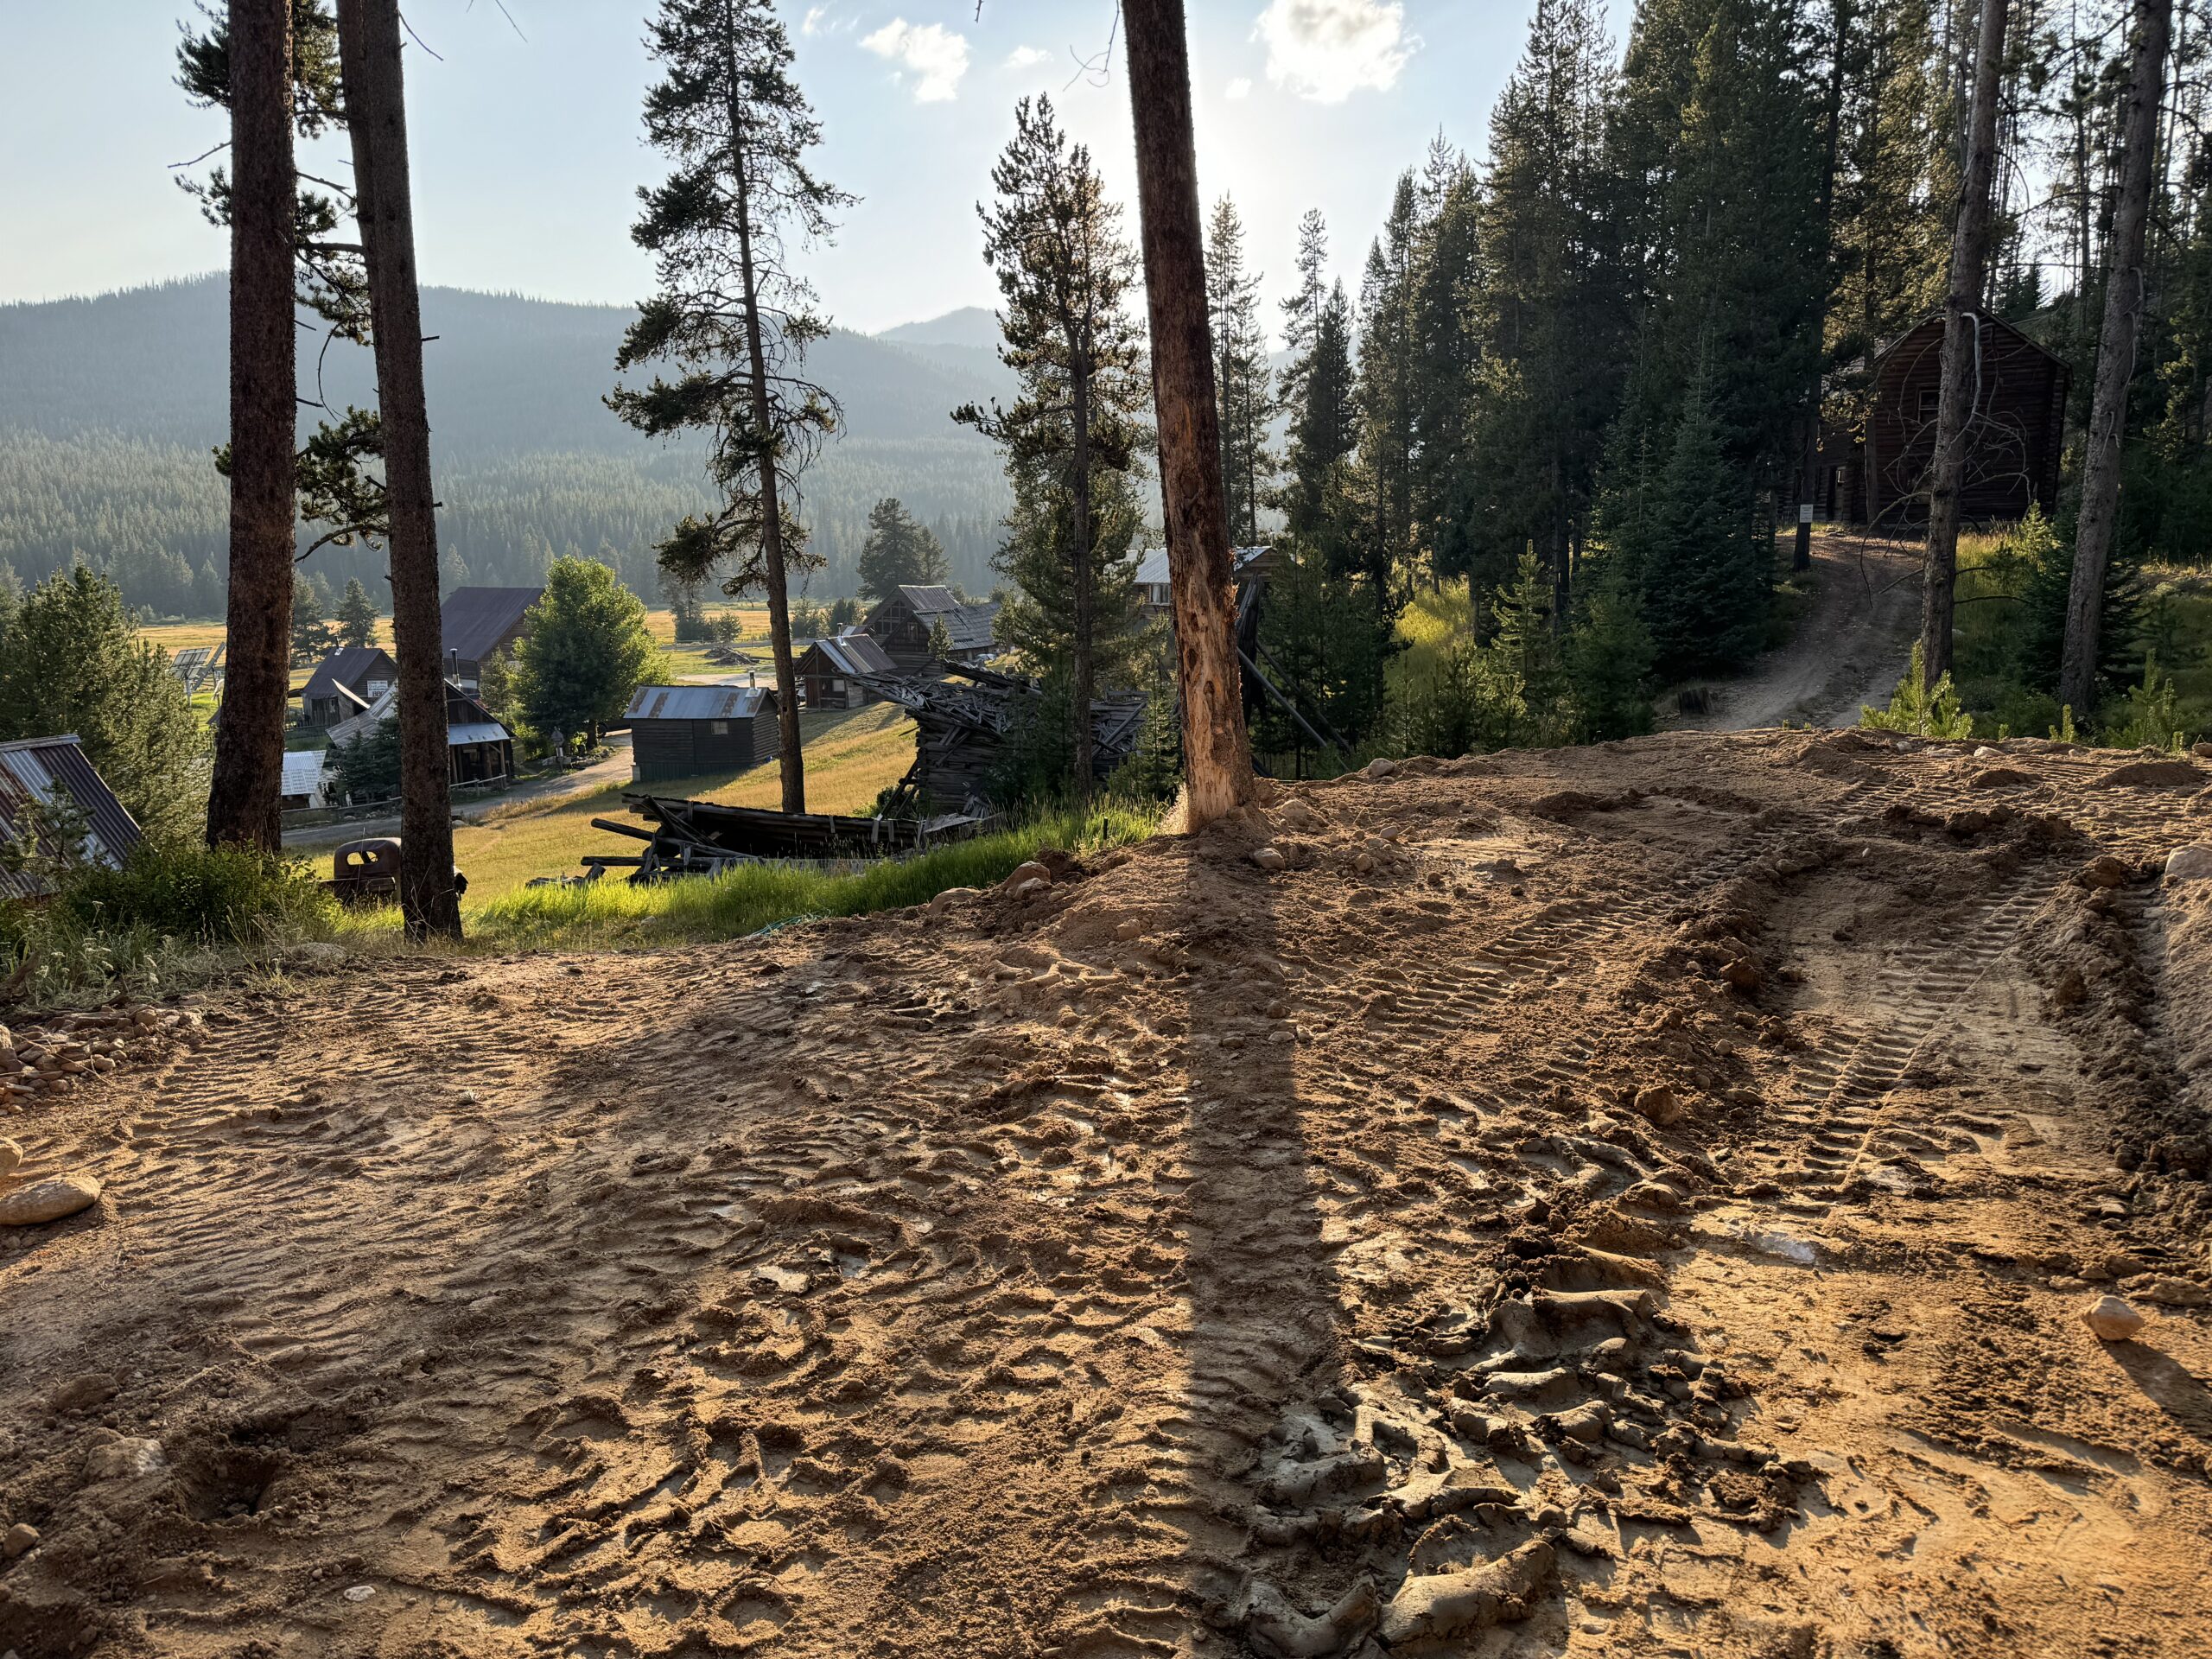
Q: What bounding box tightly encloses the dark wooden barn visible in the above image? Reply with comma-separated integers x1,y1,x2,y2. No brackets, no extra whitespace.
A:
861,585,1000,672
625,684,780,782
298,645,397,728
1817,313,2069,527
439,586,543,690
796,632,897,709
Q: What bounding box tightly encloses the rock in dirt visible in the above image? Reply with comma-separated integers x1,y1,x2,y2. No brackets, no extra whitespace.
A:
0,1173,102,1227
0,1139,19,1176
1250,845,1287,874
1274,798,1326,833
2133,1277,2210,1308
1379,1539,1555,1644
927,886,978,914
2165,844,2212,884
1000,861,1052,893
2,1524,35,1559
2082,1294,2146,1342
1631,1084,1684,1128
1240,1577,1378,1658
84,1436,166,1482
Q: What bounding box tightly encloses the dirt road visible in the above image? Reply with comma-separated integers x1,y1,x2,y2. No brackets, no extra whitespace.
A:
1673,537,1923,732
3,732,2211,1657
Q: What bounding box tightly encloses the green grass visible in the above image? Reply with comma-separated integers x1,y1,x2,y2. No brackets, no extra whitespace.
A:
335,799,1159,953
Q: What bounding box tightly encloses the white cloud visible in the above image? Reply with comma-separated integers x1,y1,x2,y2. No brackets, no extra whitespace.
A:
861,18,971,104
802,6,828,35
1225,75,1254,99
1005,46,1052,70
1254,0,1412,103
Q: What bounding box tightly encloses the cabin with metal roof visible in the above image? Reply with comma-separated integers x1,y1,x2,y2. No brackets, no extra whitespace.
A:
624,684,781,782
280,748,332,811
326,679,516,791
299,645,397,728
860,585,1000,671
0,735,143,899
438,587,543,688
1816,314,2069,528
796,632,898,709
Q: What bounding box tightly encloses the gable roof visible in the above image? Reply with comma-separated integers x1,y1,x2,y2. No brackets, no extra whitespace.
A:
440,587,543,664
326,678,512,751
0,735,143,899
1871,311,2066,376
803,632,898,678
623,683,777,721
302,645,397,702
887,586,1000,653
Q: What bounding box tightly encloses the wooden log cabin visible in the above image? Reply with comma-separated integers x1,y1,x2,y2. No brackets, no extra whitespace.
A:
1817,314,2069,528
625,684,781,782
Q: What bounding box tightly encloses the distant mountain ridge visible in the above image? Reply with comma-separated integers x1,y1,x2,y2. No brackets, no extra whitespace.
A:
0,276,1019,609
877,306,1001,353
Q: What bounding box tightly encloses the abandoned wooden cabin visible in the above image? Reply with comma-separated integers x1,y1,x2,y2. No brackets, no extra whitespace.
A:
796,632,898,709
1816,314,2069,527
298,645,397,729
326,679,517,788
625,684,780,782
439,586,543,690
1133,544,1279,616
861,585,1001,671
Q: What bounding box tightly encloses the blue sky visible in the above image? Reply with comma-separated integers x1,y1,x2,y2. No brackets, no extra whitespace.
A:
0,2,1535,335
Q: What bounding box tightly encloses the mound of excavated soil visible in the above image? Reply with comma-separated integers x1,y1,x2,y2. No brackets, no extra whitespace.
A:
3,730,2210,1658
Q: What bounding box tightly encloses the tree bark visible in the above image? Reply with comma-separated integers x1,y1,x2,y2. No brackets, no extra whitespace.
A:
2061,0,2173,715
1921,0,2010,688
1068,359,1096,807
723,9,805,815
205,0,295,854
1123,0,1256,828
338,0,461,939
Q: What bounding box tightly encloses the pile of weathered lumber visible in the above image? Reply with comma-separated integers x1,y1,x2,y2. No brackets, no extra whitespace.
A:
855,662,1147,815
586,796,1000,881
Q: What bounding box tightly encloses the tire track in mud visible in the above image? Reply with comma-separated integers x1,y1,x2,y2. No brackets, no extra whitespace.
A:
1738,870,2060,1216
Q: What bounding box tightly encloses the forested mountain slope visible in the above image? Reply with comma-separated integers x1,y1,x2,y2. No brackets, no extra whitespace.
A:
0,277,1014,611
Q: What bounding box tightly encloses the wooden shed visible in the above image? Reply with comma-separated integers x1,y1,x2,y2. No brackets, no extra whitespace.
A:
797,632,897,708
1818,314,2069,527
299,645,397,728
625,684,780,782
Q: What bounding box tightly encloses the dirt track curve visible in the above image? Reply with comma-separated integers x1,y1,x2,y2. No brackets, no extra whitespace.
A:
3,729,2212,1659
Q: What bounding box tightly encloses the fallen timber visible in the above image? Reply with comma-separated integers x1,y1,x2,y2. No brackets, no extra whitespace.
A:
588,796,1001,882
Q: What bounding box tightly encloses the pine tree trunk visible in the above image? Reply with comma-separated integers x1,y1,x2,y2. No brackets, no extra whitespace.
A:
338,0,461,940
1921,0,2010,689
1122,0,1256,827
1069,360,1096,808
2061,0,2173,715
205,0,294,854
723,8,805,815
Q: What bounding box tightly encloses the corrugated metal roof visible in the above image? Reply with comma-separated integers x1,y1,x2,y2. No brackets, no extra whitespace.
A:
623,684,776,721
813,633,897,677
0,735,143,899
281,748,327,799
447,721,511,747
439,587,543,665
889,586,999,653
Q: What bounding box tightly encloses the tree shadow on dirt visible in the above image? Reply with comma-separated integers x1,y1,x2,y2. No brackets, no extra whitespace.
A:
2107,1340,2212,1445
1172,833,1347,1621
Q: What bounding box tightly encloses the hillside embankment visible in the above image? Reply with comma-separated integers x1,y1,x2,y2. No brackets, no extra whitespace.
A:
3,729,2211,1658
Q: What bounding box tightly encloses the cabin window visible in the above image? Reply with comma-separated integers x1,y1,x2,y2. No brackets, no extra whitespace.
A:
710,720,729,734
1917,387,1940,421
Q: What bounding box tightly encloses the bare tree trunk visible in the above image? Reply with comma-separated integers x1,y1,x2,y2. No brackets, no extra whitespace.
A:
1922,0,2010,688
1069,364,1096,807
338,0,461,939
206,0,294,854
2061,0,2173,715
1123,0,1256,827
724,13,805,814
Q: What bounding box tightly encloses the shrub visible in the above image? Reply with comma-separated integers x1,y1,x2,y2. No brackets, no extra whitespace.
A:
58,844,336,947
1861,644,1975,739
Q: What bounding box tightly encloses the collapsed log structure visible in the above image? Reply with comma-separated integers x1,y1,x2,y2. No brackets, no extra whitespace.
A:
587,795,999,881
855,663,1147,816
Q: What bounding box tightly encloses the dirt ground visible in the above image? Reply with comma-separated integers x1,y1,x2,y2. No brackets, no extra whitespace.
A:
1669,538,1922,732
4,730,2212,1659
